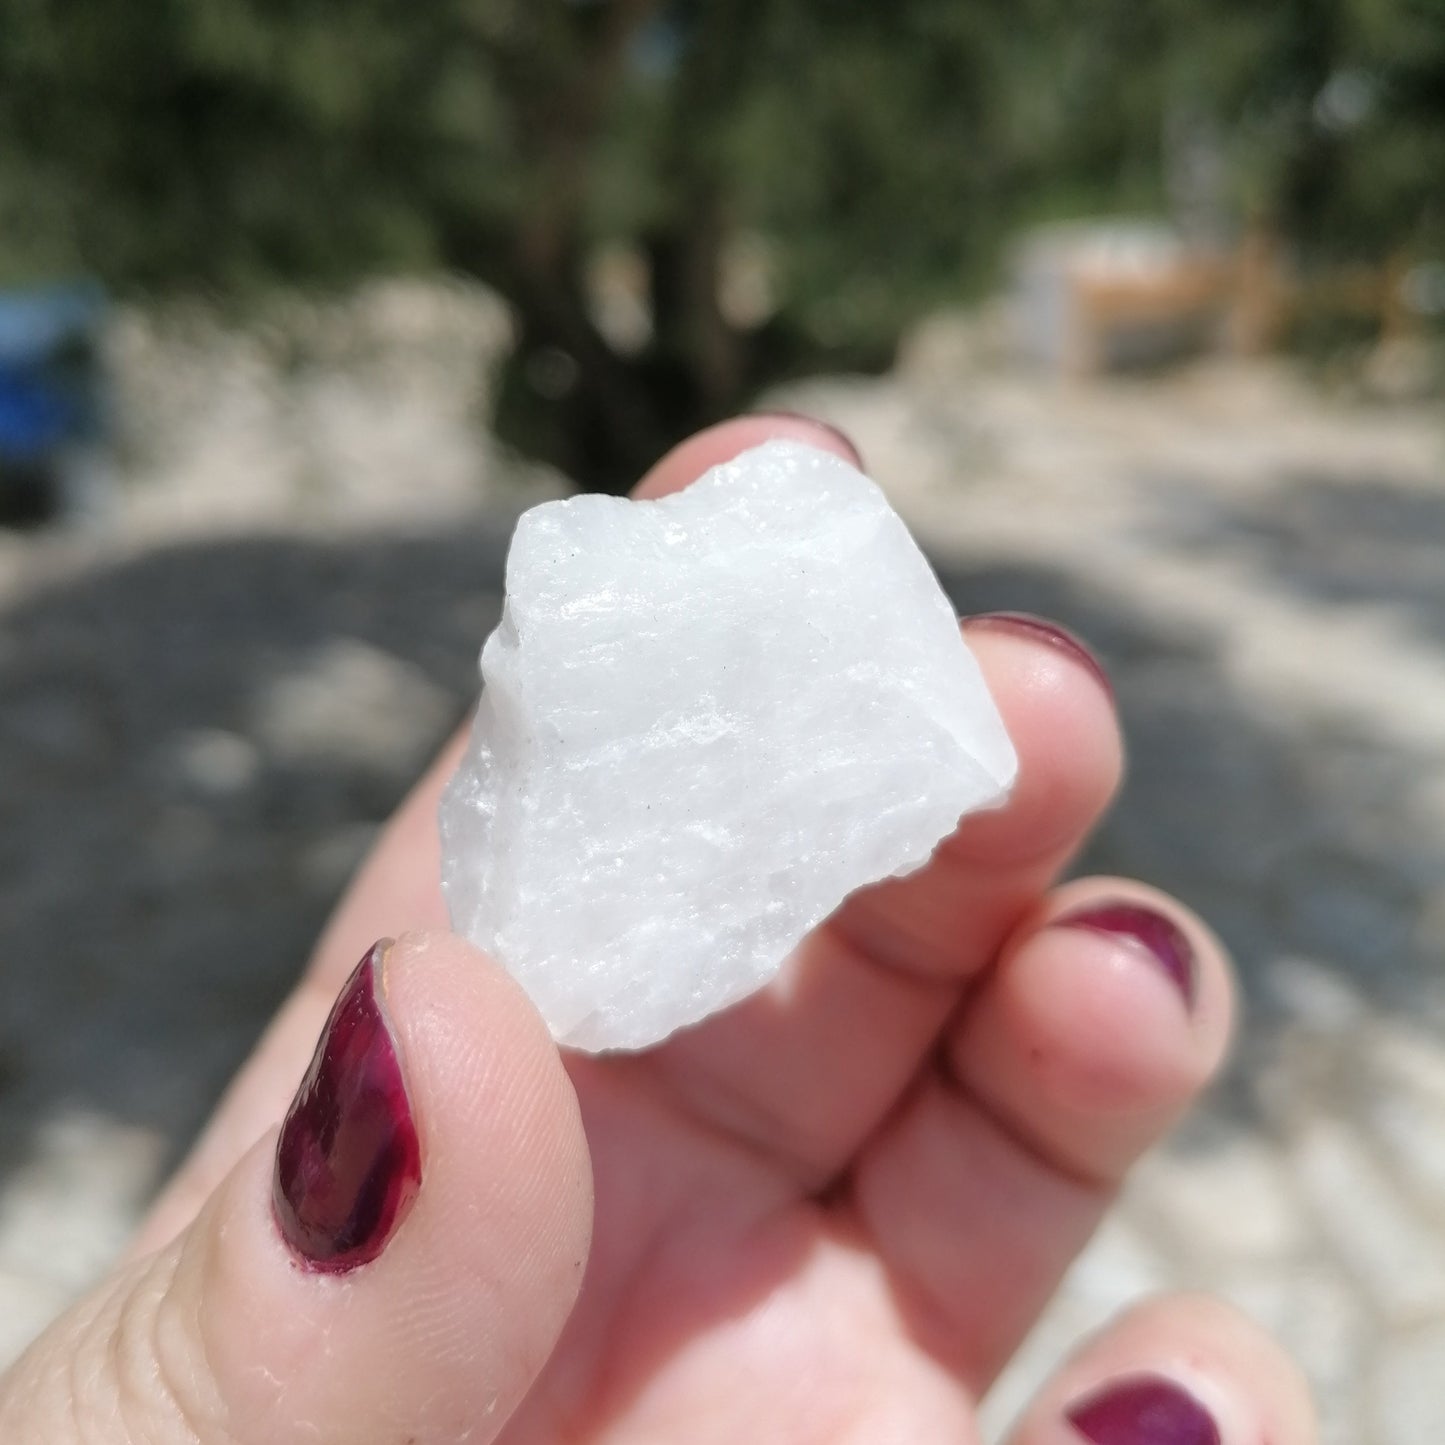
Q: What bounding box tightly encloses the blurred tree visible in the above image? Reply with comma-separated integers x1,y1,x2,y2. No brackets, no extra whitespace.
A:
0,0,1032,486
0,0,1439,487
1153,0,1445,260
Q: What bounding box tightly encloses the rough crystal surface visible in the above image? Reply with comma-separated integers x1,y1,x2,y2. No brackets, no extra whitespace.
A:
439,439,1017,1051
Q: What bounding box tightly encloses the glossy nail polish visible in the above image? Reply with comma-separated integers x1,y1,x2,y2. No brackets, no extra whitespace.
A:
965,611,1112,700
1066,1374,1220,1445
749,411,865,470
1055,901,1198,1009
273,940,421,1271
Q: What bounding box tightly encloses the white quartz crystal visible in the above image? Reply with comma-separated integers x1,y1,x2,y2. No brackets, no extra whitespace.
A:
439,439,1016,1051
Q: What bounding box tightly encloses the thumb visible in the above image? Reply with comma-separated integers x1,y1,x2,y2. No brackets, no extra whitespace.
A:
0,932,593,1443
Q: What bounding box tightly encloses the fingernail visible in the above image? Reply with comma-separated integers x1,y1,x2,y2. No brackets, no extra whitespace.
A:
273,940,421,1272
1066,1374,1221,1445
965,611,1112,700
750,411,865,470
1055,901,1198,1009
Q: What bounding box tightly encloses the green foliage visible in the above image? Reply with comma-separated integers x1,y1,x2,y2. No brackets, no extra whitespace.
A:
0,0,1440,481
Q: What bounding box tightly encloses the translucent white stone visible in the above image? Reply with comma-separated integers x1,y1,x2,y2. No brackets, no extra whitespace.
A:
439,440,1017,1051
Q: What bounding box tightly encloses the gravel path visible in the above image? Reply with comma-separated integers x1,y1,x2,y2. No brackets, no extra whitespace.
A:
2,285,1442,1442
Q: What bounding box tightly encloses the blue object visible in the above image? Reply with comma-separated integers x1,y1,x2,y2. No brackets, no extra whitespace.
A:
0,281,105,367
0,281,106,463
0,368,85,459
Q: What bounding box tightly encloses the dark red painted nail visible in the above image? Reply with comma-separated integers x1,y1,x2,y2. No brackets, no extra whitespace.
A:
1066,1374,1220,1445
1055,901,1198,1009
273,940,421,1272
965,611,1112,700
749,411,865,470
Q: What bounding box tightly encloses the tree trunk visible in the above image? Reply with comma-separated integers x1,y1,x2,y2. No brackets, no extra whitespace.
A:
646,186,748,418
493,274,680,493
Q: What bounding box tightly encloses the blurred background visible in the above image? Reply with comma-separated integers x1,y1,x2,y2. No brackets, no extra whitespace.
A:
0,2,1442,1440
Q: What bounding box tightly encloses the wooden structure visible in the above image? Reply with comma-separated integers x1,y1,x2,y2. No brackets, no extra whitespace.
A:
1014,221,1422,376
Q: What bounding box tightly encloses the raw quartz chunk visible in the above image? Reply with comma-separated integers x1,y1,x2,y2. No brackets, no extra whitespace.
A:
439,439,1017,1052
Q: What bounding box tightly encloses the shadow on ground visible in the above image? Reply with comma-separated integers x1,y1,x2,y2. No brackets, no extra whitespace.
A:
0,523,511,1191
0,505,1440,1197
1145,470,1445,652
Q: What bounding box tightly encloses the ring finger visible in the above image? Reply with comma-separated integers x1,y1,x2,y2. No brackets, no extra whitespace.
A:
1003,1293,1315,1445
853,879,1235,1391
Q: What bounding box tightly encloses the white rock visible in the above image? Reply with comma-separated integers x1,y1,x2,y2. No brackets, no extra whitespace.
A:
439,440,1017,1051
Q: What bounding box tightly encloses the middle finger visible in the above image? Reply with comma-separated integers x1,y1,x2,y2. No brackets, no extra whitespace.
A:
635,616,1123,1188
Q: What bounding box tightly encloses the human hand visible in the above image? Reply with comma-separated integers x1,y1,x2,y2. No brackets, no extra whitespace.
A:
0,415,1316,1443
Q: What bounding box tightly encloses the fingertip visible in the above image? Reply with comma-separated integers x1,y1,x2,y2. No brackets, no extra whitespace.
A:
1008,1293,1317,1445
383,927,574,1073
631,413,864,499
951,881,1233,1184
966,611,1113,702
948,621,1124,869
196,930,590,1438
378,929,592,1245
1048,880,1237,1051
829,618,1124,985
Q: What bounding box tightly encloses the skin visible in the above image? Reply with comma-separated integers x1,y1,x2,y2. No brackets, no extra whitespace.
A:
0,416,1317,1444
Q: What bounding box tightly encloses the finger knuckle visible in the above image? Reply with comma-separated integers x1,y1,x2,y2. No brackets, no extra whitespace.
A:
75,1254,237,1445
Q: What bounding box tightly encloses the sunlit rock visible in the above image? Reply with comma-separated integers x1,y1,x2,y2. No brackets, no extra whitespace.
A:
440,440,1016,1051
